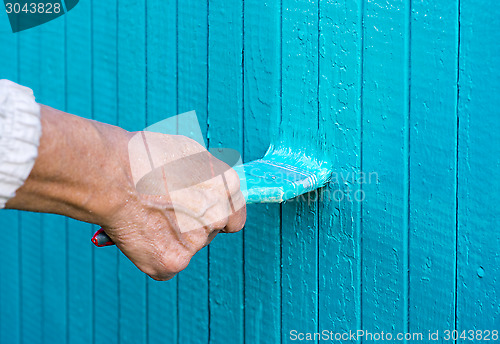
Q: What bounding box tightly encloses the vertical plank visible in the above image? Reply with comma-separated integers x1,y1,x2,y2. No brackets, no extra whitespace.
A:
0,18,20,344
145,0,178,343
281,0,319,341
177,0,210,343
318,0,363,340
457,0,500,330
92,0,120,341
38,14,68,344
361,0,409,334
0,212,21,344
117,0,147,342
243,1,281,343
17,26,43,344
207,0,244,342
409,0,458,339
66,1,94,342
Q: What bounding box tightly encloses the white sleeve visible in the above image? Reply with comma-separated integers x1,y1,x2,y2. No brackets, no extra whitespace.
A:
0,79,41,208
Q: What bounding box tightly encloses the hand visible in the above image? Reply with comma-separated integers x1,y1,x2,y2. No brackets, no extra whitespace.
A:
104,131,247,280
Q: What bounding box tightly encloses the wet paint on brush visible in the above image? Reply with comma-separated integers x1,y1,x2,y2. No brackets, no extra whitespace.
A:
234,144,331,203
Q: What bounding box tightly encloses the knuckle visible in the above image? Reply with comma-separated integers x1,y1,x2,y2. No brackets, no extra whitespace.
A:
224,168,241,193
159,251,191,275
142,249,192,281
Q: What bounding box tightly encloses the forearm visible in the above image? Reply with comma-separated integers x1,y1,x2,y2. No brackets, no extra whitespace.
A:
5,105,134,227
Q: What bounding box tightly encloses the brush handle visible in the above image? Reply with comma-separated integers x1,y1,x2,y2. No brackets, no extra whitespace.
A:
91,228,114,247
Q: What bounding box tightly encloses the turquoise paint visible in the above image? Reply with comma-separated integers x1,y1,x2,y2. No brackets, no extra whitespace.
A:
318,0,363,337
409,0,458,337
362,0,410,335
281,1,320,342
458,0,500,329
1,1,500,343
235,153,331,203
243,1,282,343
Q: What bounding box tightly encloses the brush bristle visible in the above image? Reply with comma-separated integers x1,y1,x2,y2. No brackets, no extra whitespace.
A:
234,152,331,203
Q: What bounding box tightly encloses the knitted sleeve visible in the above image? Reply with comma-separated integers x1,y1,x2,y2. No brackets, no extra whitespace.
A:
0,79,41,208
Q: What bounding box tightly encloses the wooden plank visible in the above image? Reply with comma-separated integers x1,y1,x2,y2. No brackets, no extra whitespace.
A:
361,0,409,334
92,0,119,341
457,0,500,331
145,0,178,343
66,1,94,343
0,20,20,344
318,0,363,339
409,0,458,339
17,26,43,344
0,211,21,344
38,15,68,344
243,1,281,343
117,0,147,342
281,0,319,342
207,0,244,342
177,0,210,343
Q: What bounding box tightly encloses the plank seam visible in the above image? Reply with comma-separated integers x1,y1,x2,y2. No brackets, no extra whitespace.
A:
316,0,321,338
359,0,365,339
279,0,283,342
17,33,22,344
64,12,69,344
404,0,412,340
90,1,96,342
144,0,150,343
241,2,246,344
206,1,211,342
175,1,180,343
454,0,461,340
115,1,121,341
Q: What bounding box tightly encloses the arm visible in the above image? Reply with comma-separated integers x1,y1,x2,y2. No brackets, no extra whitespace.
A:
6,105,246,280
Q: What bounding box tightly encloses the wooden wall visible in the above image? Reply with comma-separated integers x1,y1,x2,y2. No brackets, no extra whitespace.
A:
0,0,499,343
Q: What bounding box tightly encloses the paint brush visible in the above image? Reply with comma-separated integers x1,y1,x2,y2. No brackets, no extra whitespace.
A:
91,147,331,247
91,110,331,247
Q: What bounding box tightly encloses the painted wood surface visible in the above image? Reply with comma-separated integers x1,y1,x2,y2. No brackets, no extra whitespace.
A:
281,1,320,343
0,0,499,343
243,1,282,343
409,1,458,340
457,0,500,332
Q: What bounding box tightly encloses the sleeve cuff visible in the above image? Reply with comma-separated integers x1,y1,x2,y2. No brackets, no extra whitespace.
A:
0,79,41,208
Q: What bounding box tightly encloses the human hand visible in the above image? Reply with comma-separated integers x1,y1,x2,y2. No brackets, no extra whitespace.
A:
100,131,247,280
